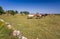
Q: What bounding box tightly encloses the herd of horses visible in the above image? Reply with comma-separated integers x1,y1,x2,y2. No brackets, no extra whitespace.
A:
27,13,48,19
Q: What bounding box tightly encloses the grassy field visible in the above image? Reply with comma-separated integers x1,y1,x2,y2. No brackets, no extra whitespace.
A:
0,14,60,39
0,19,18,39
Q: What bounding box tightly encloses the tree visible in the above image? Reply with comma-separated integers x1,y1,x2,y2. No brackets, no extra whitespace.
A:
23,11,29,15
20,11,23,15
6,10,16,16
15,10,18,14
0,6,5,15
20,11,29,15
10,10,15,16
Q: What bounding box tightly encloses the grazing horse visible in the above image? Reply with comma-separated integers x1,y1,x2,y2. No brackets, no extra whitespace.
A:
34,14,42,19
27,14,34,19
27,14,47,19
27,14,42,19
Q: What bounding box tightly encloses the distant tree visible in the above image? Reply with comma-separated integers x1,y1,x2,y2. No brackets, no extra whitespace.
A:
10,10,15,16
15,10,18,14
6,10,16,16
20,11,23,15
23,11,29,15
20,11,29,15
0,6,5,15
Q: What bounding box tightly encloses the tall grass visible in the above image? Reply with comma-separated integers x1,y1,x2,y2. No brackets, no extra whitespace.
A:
0,20,18,39
0,14,60,39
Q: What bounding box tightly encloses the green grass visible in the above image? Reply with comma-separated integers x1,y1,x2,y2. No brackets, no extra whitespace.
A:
0,20,18,39
0,14,60,39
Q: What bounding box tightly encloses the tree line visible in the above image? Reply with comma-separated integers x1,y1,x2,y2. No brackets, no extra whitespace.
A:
0,6,29,16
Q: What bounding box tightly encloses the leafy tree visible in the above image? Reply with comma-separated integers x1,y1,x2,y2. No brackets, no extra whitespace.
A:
23,11,29,15
20,11,29,15
15,10,18,14
7,10,16,16
10,10,15,16
20,11,23,15
0,6,5,15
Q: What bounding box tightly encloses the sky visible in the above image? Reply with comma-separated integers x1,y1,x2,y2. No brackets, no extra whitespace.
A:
0,0,60,14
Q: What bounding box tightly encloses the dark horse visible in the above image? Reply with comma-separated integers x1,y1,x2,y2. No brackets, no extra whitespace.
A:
34,13,48,19
34,13,42,19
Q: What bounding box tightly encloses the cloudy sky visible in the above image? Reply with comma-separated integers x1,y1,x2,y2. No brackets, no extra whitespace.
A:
0,0,60,14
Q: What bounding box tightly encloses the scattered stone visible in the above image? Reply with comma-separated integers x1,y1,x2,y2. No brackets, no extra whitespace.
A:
0,19,5,22
7,24,12,29
37,37,38,39
0,19,27,39
5,22,12,29
18,35,22,39
22,36,27,39
13,30,21,36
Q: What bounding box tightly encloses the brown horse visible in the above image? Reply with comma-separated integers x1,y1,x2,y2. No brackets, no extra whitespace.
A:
34,13,42,19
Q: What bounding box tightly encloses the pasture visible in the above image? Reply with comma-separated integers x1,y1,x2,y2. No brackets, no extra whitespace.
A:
0,14,60,39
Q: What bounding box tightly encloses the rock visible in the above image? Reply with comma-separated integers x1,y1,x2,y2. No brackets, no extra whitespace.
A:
5,22,12,29
0,19,5,22
13,30,21,36
22,36,27,39
37,37,38,39
7,24,12,29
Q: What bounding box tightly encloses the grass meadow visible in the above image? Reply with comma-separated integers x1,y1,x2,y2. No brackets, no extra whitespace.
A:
0,14,60,39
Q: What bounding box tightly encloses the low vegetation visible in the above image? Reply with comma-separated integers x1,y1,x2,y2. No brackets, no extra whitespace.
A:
0,19,18,39
0,14,60,39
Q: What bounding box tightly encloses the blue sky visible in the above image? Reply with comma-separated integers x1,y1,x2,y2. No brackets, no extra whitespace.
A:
0,0,60,14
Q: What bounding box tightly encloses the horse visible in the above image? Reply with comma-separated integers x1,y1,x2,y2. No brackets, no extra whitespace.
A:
34,14,42,19
27,14,34,19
